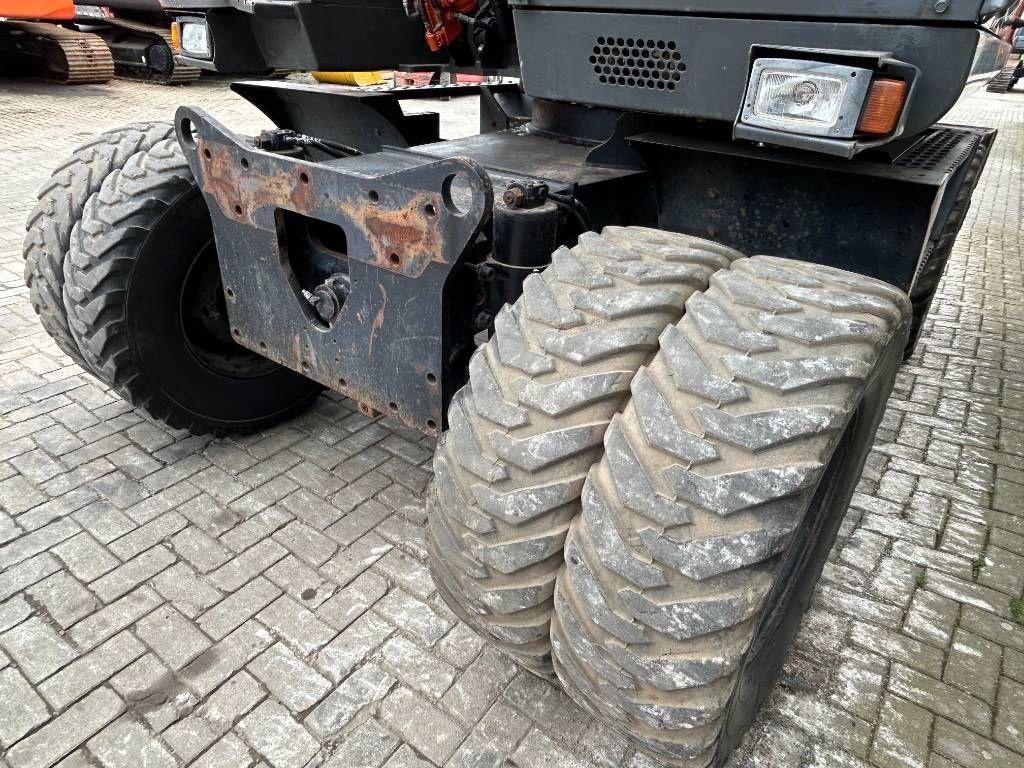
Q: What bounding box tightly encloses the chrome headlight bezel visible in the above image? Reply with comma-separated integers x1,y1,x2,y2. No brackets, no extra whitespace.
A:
740,58,873,139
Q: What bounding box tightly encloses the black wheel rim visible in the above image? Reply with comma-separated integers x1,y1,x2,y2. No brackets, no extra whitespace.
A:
178,239,279,379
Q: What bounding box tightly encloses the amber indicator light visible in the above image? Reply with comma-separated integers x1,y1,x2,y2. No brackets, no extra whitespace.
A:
858,78,908,135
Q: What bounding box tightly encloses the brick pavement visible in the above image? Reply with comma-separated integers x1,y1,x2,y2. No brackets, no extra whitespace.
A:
0,75,1022,768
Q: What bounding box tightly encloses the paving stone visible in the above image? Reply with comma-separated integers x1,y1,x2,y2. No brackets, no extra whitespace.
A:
208,538,288,592
318,570,388,631
830,645,887,723
89,545,176,603
315,610,393,684
381,634,456,700
1,614,77,682
165,670,264,761
320,532,393,587
960,605,1024,652
903,588,959,649
197,577,281,641
180,619,274,697
151,562,223,618
305,663,395,739
248,642,331,712
237,700,320,768
436,623,485,669
257,594,337,655
374,548,434,600
265,554,333,608
326,499,393,547
51,533,119,582
376,589,453,647
381,744,433,768
86,715,177,768
323,718,399,768
135,604,212,670
107,511,188,561
0,516,80,569
190,733,257,768
1006,648,1024,684
933,718,1020,768
26,569,98,628
775,689,872,759
109,652,193,732
0,666,48,747
447,701,532,768
378,686,465,765
944,629,1002,703
512,728,595,768
39,631,145,709
220,506,291,554
994,676,1024,753
849,622,945,679
272,520,338,567
5,686,124,768
441,646,517,725
889,664,991,736
871,693,932,768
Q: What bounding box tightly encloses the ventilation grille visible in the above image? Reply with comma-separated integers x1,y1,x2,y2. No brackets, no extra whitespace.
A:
895,128,975,172
591,36,684,90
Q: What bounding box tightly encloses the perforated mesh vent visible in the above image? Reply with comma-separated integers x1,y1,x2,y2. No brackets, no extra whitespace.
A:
895,128,974,172
591,36,684,90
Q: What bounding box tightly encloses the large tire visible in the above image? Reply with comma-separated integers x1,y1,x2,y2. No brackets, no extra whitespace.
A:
24,122,174,368
62,138,322,436
550,257,910,767
904,132,992,359
428,227,744,675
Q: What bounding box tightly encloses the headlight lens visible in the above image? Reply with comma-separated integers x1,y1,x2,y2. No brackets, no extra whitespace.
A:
741,59,876,139
752,71,847,126
180,22,211,59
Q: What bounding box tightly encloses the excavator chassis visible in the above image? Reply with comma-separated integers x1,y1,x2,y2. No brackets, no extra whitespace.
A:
174,81,995,433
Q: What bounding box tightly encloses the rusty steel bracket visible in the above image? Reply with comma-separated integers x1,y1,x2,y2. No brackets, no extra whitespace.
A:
174,107,493,435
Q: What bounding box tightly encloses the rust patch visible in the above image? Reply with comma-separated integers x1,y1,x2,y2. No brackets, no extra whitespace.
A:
199,141,315,223
199,140,444,278
340,189,443,277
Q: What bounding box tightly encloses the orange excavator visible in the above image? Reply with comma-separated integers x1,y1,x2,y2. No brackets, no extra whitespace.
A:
0,0,200,84
0,0,114,83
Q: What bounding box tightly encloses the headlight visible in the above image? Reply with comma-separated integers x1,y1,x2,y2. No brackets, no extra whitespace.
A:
741,59,904,139
752,70,847,127
179,21,211,59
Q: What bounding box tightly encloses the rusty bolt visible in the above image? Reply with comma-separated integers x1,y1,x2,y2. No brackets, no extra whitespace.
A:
503,185,526,208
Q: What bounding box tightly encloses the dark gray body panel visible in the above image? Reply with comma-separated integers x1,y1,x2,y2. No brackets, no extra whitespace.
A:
514,12,985,139
507,0,1008,23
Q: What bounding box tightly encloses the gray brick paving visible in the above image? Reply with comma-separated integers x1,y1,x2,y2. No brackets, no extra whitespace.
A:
0,73,1021,768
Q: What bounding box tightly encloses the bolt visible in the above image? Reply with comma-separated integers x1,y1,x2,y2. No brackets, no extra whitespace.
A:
502,185,525,208
934,0,948,11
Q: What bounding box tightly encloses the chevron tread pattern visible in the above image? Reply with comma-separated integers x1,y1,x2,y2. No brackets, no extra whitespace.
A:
428,228,743,674
23,122,174,370
61,139,320,436
551,256,911,766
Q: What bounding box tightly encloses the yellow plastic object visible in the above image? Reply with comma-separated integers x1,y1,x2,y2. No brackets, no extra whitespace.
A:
311,71,385,86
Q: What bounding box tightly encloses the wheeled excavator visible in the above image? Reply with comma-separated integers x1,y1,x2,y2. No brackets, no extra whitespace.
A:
23,2,1015,765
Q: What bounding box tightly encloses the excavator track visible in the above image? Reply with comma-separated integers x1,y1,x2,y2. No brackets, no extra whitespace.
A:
89,16,201,85
986,62,1020,93
0,21,114,84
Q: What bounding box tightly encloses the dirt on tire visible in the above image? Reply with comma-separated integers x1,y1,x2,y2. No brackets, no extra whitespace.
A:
427,226,744,675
